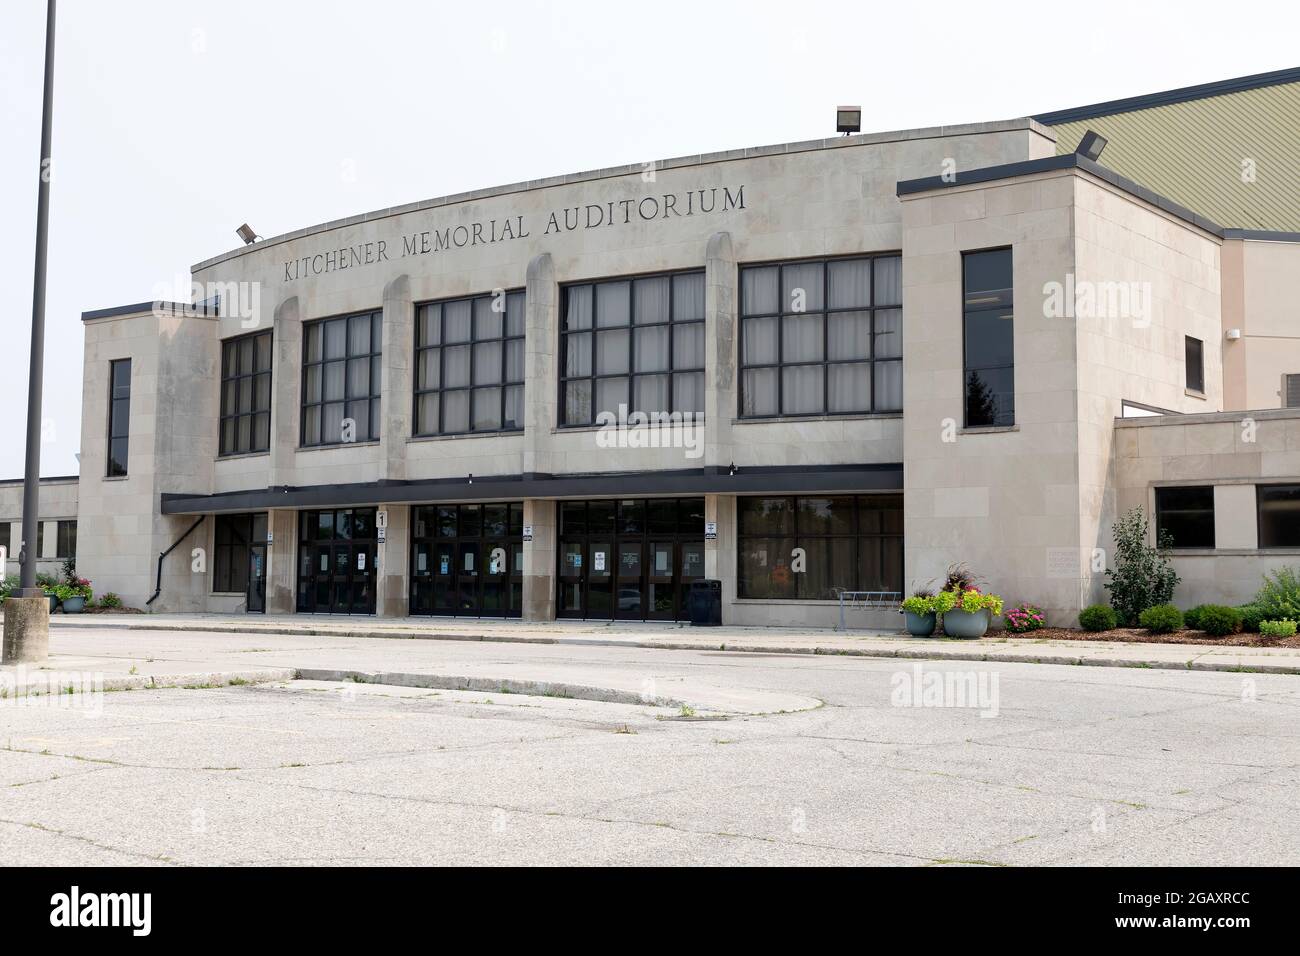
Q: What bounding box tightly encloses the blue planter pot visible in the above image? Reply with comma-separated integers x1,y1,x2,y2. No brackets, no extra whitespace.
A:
62,596,86,614
47,593,58,613
942,608,991,639
903,610,937,637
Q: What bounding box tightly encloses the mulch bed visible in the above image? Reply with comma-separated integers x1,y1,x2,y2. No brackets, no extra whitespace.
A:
1001,626,1300,649
80,606,146,615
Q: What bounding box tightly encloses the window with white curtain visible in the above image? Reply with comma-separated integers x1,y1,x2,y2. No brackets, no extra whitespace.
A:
560,271,705,426
739,255,901,417
414,291,525,436
301,311,382,446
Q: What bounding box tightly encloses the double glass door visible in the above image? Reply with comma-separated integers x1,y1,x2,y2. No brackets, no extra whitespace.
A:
558,499,705,621
410,503,523,617
297,508,378,614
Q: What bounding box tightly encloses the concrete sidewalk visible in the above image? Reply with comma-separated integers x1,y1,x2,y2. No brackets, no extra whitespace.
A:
40,611,1300,675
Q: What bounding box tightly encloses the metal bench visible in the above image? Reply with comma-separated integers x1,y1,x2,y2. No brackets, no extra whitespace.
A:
832,589,902,631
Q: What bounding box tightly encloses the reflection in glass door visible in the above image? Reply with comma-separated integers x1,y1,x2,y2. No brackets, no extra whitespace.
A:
647,541,675,620
557,498,704,621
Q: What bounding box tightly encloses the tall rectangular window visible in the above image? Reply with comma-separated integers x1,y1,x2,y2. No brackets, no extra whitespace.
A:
415,292,525,435
739,254,902,417
0,522,10,555
1257,485,1300,548
1185,336,1204,393
736,495,902,599
301,311,382,446
559,271,705,426
962,248,1014,428
107,358,131,476
1155,486,1215,549
220,330,272,456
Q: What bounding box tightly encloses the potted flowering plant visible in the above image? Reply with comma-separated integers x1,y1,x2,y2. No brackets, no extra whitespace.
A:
899,592,938,636
56,577,93,614
940,587,1003,639
1004,603,1045,634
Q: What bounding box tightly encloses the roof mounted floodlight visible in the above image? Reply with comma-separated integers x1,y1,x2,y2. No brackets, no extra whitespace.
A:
235,223,259,245
836,105,862,135
1076,129,1108,161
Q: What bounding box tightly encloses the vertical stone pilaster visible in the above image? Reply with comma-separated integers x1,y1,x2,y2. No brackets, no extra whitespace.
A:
705,494,737,623
266,509,296,614
270,297,301,488
705,232,737,470
378,503,410,617
522,498,556,622
523,254,556,477
381,275,412,481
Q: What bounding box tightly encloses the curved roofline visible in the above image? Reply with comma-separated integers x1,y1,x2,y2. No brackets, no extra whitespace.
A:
1034,65,1300,125
192,117,1055,273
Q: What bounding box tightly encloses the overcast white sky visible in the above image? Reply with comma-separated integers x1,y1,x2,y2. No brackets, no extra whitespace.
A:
2,0,1297,478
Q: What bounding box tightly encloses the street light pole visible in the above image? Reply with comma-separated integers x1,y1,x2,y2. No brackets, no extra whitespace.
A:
5,0,57,664
19,0,56,596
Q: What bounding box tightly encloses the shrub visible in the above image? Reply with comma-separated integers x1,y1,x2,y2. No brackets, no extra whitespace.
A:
1139,603,1184,634
1004,603,1046,633
1104,507,1180,626
1238,604,1266,633
98,592,123,609
1183,605,1208,630
1079,604,1118,632
1196,605,1243,637
1252,567,1300,623
1260,619,1298,638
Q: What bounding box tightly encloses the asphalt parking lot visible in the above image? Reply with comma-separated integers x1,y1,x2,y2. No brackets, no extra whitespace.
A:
3,630,1298,865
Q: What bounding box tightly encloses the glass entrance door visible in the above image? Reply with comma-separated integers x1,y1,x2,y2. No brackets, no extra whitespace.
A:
247,543,266,613
296,508,378,614
410,503,523,617
557,498,704,621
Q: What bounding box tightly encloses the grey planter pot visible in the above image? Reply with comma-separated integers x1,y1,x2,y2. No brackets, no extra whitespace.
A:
942,607,991,639
47,593,58,613
62,596,87,614
903,610,937,637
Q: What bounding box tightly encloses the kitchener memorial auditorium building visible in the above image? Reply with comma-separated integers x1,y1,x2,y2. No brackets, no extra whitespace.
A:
6,67,1300,628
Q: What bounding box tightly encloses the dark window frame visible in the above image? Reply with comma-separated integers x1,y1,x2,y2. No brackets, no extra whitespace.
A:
219,329,273,456
738,253,903,419
962,246,1015,428
37,520,77,560
1185,336,1205,393
1284,373,1300,409
300,311,383,447
736,495,903,599
1256,484,1300,549
1155,485,1215,550
558,269,706,428
413,291,526,437
107,358,131,477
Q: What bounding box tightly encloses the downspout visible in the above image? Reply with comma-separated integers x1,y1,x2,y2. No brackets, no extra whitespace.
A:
146,516,205,607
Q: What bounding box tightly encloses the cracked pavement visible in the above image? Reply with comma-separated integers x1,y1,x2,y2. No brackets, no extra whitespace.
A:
2,629,1298,865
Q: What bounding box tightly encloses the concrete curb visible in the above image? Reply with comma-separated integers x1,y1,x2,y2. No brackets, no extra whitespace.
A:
44,618,1300,677
1,668,297,698
293,669,692,710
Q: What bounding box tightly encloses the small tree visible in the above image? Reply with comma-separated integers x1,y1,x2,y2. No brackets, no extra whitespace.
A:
1104,506,1179,626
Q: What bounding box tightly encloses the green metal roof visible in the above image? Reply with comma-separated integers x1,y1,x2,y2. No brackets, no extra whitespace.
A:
1037,69,1300,232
